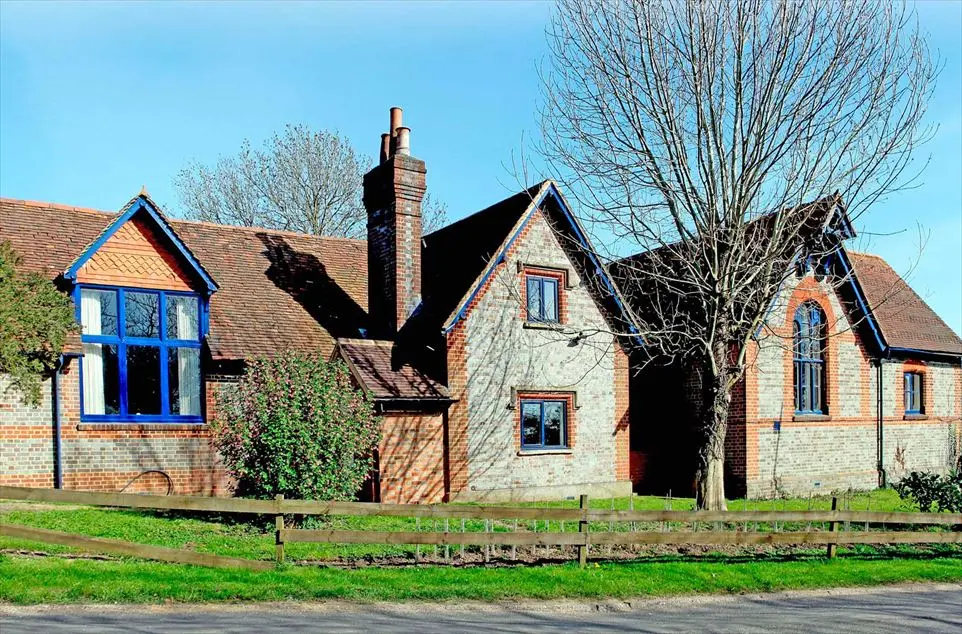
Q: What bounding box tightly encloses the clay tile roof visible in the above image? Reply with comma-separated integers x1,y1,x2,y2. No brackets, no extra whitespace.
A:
421,182,545,327
847,251,962,356
336,338,450,400
0,197,368,360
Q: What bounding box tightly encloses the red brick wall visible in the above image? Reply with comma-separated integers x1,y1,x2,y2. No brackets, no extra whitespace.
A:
379,412,445,504
445,321,469,497
1,360,229,495
614,345,631,483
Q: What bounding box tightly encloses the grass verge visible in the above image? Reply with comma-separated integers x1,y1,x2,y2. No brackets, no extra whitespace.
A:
1,552,960,604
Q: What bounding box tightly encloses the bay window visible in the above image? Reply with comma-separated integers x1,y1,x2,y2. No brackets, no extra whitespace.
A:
79,286,202,422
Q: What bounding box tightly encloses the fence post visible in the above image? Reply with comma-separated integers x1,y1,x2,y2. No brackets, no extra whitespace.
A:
274,494,285,565
827,496,838,559
577,494,589,568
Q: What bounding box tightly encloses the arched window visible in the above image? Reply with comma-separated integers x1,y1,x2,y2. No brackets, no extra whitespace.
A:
793,301,826,414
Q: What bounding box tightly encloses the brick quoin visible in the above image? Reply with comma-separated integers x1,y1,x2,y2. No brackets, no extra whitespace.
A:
614,345,631,483
445,317,470,497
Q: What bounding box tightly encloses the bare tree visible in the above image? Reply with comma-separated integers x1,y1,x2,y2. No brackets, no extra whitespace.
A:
539,0,935,509
174,124,447,238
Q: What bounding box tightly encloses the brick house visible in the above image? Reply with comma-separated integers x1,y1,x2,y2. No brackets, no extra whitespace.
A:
0,109,635,503
624,202,962,499
1,108,959,502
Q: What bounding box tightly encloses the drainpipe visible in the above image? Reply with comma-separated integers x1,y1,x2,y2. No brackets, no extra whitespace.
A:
52,352,82,490
876,358,886,488
52,356,64,489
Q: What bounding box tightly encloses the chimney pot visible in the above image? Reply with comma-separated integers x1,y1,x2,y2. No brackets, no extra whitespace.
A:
379,133,391,164
390,107,403,135
396,127,411,156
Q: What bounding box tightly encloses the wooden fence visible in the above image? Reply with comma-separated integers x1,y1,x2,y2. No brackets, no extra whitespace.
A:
1,486,959,570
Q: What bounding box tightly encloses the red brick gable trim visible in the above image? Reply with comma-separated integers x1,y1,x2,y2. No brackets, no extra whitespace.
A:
441,182,550,332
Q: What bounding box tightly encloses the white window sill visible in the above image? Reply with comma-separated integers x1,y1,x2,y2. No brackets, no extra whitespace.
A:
517,448,573,456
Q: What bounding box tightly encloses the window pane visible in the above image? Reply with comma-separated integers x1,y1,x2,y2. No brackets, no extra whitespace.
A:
125,292,160,338
904,374,912,411
80,289,118,336
543,280,558,322
168,347,201,416
166,295,199,340
82,343,119,415
800,364,810,412
521,402,541,446
127,345,161,415
794,361,801,411
812,364,822,413
526,278,542,321
543,402,565,447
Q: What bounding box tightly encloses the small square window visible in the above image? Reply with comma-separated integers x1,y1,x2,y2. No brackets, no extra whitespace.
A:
526,275,559,323
520,398,567,449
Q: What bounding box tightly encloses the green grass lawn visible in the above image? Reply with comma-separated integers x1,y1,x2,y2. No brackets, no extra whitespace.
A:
1,552,960,604
1,488,958,604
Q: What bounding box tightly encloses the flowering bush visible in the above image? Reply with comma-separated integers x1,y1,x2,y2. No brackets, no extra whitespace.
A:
210,352,379,501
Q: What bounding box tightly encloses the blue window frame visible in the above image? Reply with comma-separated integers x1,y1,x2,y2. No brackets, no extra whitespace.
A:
76,285,204,423
526,275,559,323
904,372,923,414
793,301,826,415
520,399,567,449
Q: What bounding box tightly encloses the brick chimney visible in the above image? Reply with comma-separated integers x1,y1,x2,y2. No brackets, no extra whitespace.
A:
363,107,427,338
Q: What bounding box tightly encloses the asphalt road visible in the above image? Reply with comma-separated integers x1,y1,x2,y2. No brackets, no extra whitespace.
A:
2,585,960,633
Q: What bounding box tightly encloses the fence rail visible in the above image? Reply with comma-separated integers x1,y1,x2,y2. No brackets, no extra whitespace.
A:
1,485,959,571
3,486,957,524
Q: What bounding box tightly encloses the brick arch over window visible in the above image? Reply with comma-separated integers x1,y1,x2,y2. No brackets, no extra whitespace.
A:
793,300,827,414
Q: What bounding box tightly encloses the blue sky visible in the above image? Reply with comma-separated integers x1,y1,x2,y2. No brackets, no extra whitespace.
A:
1,1,959,334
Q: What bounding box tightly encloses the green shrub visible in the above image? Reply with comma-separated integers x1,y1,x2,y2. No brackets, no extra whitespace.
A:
894,470,962,513
210,352,380,501
0,241,78,405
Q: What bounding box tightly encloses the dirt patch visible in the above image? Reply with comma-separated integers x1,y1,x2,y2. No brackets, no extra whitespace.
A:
1,549,116,562
0,502,87,512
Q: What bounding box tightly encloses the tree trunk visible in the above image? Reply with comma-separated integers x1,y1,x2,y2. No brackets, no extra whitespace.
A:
694,348,733,511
